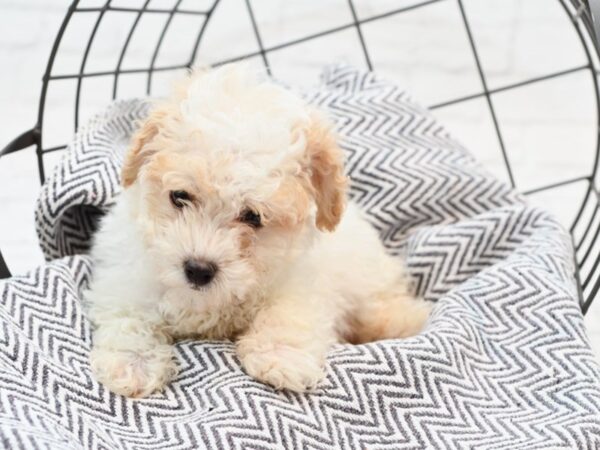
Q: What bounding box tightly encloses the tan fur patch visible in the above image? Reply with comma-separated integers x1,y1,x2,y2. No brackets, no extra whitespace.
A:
304,111,348,232
122,107,171,188
237,226,255,256
346,289,432,344
266,177,312,229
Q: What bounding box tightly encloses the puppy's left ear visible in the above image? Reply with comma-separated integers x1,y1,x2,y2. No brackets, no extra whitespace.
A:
305,111,348,232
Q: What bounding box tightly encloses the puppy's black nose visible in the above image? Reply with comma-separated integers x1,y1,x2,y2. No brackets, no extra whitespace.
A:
184,260,217,287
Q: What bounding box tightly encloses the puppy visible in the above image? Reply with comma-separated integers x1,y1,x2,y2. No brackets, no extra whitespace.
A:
87,64,432,397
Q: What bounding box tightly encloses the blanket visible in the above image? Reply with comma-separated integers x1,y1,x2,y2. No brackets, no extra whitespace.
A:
1,65,598,449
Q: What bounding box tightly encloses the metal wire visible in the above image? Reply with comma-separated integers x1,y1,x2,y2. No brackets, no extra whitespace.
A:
347,0,373,71
146,0,185,94
74,0,111,130
75,6,210,15
429,64,590,109
112,0,152,99
0,252,9,280
35,1,80,183
244,0,271,76
0,0,599,318
186,2,219,69
456,0,515,187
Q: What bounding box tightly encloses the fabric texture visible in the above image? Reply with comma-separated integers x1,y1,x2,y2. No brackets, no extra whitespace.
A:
0,65,598,449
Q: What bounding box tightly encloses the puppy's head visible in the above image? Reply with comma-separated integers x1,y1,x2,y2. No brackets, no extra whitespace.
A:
122,65,347,307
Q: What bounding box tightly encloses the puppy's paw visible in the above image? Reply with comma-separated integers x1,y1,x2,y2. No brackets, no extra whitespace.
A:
237,339,326,392
90,346,177,398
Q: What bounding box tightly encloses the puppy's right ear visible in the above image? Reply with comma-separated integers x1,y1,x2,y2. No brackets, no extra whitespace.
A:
121,109,166,188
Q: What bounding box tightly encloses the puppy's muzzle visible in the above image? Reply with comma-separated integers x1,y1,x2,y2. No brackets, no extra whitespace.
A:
184,259,218,288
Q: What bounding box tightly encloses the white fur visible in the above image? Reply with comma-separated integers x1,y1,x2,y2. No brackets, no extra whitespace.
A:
86,65,431,397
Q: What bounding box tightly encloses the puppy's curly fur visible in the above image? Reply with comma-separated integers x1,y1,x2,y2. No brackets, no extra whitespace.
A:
87,65,431,397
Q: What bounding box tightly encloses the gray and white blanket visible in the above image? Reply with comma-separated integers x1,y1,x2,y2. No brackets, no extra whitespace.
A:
1,65,599,449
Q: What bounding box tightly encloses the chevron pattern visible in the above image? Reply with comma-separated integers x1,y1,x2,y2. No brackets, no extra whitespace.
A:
0,65,593,448
35,99,152,261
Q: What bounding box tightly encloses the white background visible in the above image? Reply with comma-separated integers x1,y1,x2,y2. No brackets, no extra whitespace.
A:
1,0,599,358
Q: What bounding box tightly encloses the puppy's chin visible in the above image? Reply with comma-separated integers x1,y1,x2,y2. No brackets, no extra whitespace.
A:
161,285,223,313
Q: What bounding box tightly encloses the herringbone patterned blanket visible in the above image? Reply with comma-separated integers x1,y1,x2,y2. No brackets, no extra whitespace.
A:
1,66,599,449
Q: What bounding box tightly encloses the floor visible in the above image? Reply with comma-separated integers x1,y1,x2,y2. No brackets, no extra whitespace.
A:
1,0,599,358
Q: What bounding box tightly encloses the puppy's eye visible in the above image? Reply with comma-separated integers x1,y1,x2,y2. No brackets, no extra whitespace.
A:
239,209,262,228
169,190,191,208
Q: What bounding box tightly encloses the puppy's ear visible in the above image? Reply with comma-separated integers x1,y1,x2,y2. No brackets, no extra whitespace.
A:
121,109,166,188
305,111,348,231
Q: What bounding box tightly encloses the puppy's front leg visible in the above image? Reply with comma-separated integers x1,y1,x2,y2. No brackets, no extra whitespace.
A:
236,292,338,392
89,304,176,398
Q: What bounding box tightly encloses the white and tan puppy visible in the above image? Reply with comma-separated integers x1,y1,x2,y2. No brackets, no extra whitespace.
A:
87,64,431,397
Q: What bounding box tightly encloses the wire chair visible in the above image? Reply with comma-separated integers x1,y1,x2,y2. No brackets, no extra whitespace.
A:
1,0,600,315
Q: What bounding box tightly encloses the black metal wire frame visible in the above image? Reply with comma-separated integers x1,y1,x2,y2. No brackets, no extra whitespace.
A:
0,252,9,280
0,0,599,315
